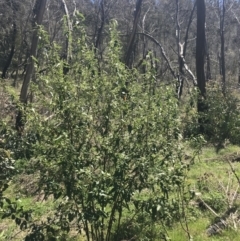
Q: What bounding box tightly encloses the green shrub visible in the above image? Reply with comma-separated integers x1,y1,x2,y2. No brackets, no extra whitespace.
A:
2,21,193,240
203,84,240,145
183,83,240,147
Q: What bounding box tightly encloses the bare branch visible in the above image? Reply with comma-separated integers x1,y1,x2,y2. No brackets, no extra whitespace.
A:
142,7,150,33
227,159,240,185
197,195,220,217
231,9,240,25
136,32,177,79
179,43,197,85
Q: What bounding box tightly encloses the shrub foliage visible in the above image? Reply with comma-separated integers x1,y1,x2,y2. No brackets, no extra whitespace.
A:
1,22,193,241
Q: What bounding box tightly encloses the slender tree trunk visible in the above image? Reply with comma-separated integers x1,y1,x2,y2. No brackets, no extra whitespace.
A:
94,0,105,53
218,52,222,75
16,0,47,132
140,7,150,74
205,37,211,81
125,0,143,68
232,12,240,86
13,12,31,87
1,0,17,79
1,22,17,79
196,0,206,133
61,0,72,62
60,0,72,74
238,49,240,86
220,0,226,94
196,0,206,97
175,0,184,98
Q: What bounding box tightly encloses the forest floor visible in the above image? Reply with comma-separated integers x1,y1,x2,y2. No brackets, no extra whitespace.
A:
1,145,240,240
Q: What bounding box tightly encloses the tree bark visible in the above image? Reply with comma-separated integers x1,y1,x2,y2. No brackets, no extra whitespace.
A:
205,37,211,81
238,49,240,86
125,0,143,68
60,0,72,74
196,0,206,98
1,22,17,79
196,0,206,133
220,0,226,94
175,0,184,98
94,0,105,53
231,9,240,86
1,0,17,79
16,0,47,132
13,12,32,87
140,7,150,74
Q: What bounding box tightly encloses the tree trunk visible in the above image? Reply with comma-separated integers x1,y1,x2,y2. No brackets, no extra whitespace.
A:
13,12,32,87
205,37,211,81
1,22,17,79
238,49,240,86
220,0,226,94
94,0,105,53
196,0,206,133
196,0,206,98
16,0,47,132
125,0,143,68
60,0,72,75
175,0,184,98
233,13,240,86
1,0,17,79
140,7,150,74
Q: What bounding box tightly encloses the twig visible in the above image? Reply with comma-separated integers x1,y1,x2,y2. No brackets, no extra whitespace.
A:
197,196,220,217
227,159,240,185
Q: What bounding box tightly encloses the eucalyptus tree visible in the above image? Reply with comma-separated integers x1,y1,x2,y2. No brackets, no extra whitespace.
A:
1,0,18,79
230,1,240,85
217,0,226,93
125,0,143,68
16,0,47,132
196,0,206,133
196,0,206,98
0,0,35,84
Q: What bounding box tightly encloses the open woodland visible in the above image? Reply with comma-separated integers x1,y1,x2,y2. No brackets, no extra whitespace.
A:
2,0,240,240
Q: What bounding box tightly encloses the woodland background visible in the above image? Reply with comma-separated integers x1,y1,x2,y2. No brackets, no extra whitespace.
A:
1,0,240,240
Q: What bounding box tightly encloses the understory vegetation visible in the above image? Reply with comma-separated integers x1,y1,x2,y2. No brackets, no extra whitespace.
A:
1,22,240,241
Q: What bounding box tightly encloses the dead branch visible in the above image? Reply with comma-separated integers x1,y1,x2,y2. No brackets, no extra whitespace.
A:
136,32,177,79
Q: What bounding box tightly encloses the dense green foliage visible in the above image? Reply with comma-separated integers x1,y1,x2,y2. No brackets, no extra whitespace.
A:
204,85,240,146
183,82,240,149
0,23,197,240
